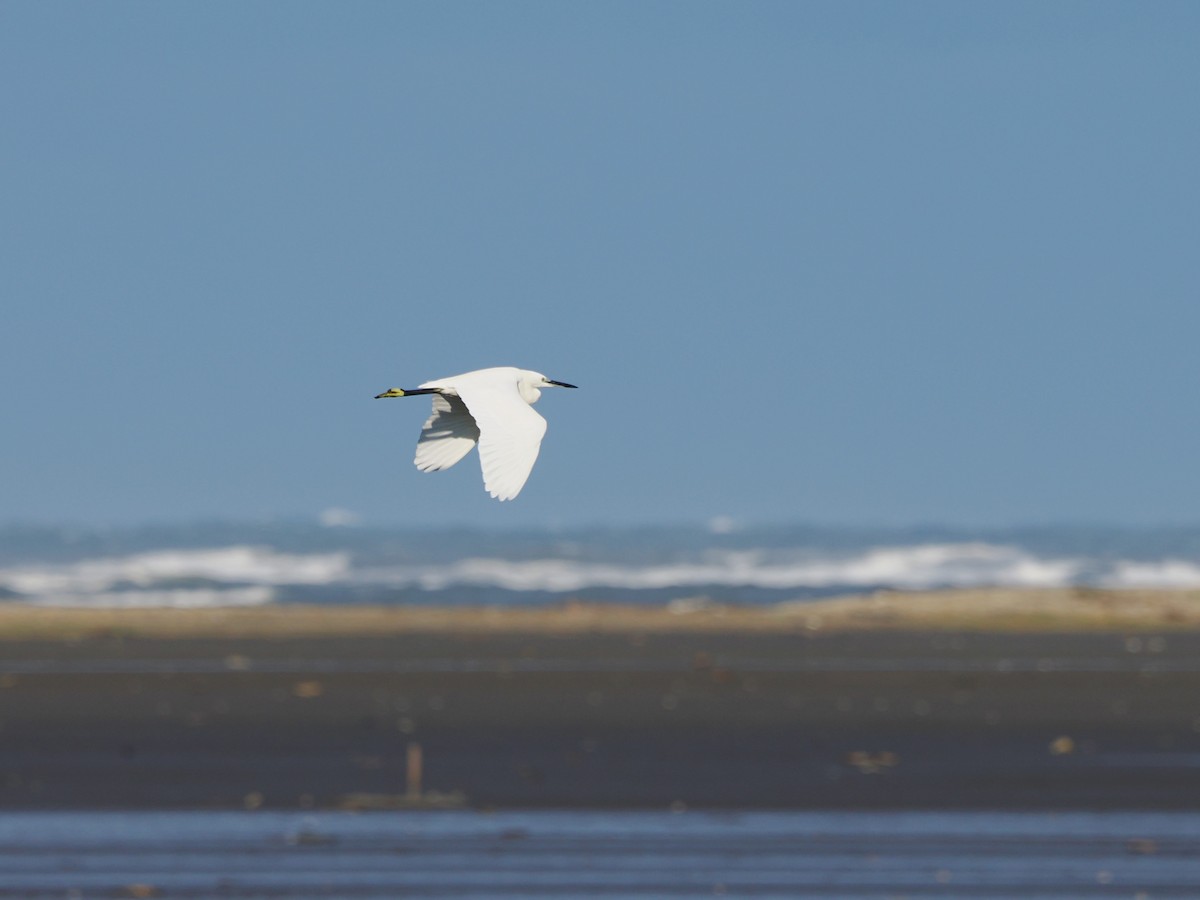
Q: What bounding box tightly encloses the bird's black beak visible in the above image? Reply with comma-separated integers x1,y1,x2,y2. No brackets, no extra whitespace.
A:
547,380,578,389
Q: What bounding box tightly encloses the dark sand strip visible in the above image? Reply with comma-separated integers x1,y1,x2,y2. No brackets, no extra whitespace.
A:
2,595,1200,810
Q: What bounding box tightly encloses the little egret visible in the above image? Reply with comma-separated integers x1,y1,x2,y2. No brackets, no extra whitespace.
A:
374,367,577,501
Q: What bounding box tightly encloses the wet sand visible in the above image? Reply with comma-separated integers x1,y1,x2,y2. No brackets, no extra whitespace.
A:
3,591,1200,810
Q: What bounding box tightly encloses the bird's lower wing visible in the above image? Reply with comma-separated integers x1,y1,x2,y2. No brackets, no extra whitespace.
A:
455,382,548,501
414,393,480,472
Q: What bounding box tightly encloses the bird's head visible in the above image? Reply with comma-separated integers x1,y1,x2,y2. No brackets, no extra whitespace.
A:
518,371,578,404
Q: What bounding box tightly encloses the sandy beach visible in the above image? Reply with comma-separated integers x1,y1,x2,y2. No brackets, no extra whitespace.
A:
3,589,1200,811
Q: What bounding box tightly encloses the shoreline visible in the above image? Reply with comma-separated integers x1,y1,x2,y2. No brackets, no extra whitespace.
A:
3,587,1200,639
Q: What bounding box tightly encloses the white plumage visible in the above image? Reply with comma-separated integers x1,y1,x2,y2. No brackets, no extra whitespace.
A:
375,366,577,501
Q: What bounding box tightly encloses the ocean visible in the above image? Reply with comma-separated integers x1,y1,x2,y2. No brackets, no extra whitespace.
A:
2,522,1200,608
2,809,1199,898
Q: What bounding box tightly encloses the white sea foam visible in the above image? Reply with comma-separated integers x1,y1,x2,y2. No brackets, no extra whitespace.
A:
27,587,275,608
1101,559,1200,589
4,542,1199,607
356,543,1084,592
0,546,349,605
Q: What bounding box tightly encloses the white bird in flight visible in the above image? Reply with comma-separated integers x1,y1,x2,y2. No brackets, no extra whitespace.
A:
375,366,577,501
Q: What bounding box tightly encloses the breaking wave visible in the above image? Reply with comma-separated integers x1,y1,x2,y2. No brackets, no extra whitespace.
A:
2,541,1199,607
0,547,348,607
355,543,1081,592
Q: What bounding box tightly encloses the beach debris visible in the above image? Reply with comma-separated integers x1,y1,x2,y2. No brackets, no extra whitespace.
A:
709,666,734,684
668,596,715,614
1126,838,1158,855
845,751,899,774
292,680,324,698
287,818,338,846
338,741,469,810
243,790,264,810
338,789,467,811
223,654,251,671
122,885,159,898
1048,735,1075,756
406,742,423,798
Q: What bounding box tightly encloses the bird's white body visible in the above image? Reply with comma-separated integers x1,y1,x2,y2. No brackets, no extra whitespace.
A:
375,367,576,501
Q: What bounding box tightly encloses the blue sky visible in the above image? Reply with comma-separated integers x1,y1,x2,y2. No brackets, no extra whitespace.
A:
2,1,1198,528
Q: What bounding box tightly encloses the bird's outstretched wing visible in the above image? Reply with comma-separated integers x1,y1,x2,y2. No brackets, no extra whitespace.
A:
414,393,481,473
454,379,548,501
